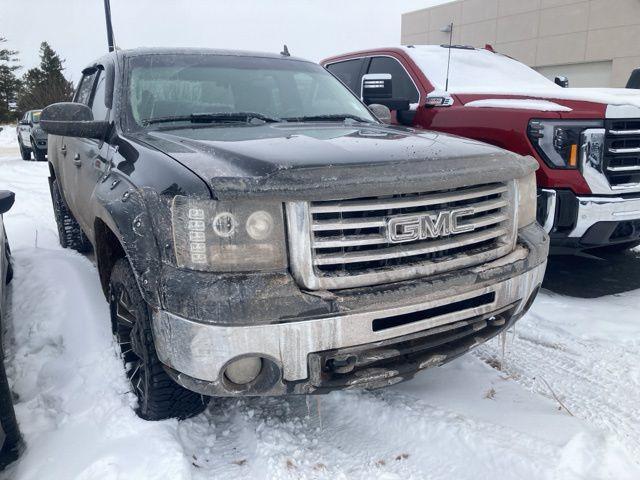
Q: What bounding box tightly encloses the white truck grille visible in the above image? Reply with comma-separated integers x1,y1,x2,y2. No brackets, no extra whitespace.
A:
604,119,640,189
286,182,517,290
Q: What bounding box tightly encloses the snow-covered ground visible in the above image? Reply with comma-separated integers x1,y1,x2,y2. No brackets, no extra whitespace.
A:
0,125,639,479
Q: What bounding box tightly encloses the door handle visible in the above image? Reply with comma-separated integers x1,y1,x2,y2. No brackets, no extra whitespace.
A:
60,144,67,156
73,153,82,167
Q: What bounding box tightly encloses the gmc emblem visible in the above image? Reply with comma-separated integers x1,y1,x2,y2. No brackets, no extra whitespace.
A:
386,208,475,243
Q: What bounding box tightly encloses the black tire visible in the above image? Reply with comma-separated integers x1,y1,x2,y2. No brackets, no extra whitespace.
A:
49,179,92,253
31,139,46,161
109,257,209,421
4,240,12,284
18,139,30,161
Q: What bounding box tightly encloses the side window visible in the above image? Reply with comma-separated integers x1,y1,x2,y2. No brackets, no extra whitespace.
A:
367,56,419,104
90,71,109,120
75,71,97,105
325,58,365,96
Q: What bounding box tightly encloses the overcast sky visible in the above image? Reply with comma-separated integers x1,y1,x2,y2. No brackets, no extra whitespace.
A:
1,0,447,83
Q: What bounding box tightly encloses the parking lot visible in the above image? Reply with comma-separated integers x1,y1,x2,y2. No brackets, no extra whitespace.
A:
0,127,638,479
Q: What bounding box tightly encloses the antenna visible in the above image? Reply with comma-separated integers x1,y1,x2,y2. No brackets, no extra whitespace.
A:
103,0,116,52
444,22,453,91
280,44,290,57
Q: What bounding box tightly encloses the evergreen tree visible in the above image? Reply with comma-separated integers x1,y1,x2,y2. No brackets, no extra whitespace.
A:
0,37,21,122
17,42,74,112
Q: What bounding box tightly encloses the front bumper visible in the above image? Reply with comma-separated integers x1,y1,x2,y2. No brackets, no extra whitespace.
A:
539,189,640,250
151,224,548,396
31,133,47,150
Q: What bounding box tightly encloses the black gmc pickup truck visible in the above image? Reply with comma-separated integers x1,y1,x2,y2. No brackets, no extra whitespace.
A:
40,48,548,421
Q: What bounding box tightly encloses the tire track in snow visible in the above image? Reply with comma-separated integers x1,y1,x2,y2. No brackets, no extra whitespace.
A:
477,305,640,462
178,386,576,480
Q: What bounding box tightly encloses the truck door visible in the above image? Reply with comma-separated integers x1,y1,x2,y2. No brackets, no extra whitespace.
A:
58,68,98,232
70,64,115,238
364,56,421,125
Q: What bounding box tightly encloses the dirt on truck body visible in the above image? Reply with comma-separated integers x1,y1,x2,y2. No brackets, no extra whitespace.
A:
40,47,548,420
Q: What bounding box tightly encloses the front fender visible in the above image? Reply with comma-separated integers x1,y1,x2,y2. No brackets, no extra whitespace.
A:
94,174,165,308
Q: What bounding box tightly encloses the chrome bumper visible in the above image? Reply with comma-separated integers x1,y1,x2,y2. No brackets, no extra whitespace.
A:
152,251,546,387
570,195,640,238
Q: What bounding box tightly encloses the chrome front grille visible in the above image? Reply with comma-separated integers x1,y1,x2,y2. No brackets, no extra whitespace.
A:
604,119,640,189
286,182,517,290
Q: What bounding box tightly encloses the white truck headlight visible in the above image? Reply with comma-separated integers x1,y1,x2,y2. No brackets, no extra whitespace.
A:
171,196,287,272
516,173,537,229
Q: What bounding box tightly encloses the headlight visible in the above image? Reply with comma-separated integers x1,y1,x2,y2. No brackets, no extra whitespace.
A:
171,196,287,272
516,173,536,229
527,119,602,169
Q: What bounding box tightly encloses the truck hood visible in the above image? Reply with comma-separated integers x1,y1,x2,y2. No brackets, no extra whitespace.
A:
457,87,640,117
130,123,536,201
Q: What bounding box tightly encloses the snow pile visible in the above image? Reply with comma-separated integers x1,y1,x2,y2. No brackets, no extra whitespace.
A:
0,160,192,479
0,151,639,479
464,99,572,111
0,125,17,149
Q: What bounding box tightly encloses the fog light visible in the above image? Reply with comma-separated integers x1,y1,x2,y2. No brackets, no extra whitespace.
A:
224,357,263,385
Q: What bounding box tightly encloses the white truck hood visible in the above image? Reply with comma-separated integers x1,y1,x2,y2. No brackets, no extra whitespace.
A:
459,88,640,118
402,46,640,117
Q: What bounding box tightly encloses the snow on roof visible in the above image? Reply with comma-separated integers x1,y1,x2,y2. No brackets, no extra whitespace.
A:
402,45,640,109
464,99,572,112
402,45,556,92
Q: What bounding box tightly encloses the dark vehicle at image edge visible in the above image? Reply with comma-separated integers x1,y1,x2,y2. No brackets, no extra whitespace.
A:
17,110,47,161
40,48,548,420
0,191,22,467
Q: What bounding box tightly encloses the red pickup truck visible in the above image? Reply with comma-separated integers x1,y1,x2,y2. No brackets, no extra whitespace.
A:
322,45,640,253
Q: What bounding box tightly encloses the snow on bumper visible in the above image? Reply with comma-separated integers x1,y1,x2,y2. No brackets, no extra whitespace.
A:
151,225,547,395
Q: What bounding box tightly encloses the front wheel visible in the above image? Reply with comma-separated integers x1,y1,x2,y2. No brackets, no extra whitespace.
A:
31,140,46,161
18,139,31,161
109,257,210,420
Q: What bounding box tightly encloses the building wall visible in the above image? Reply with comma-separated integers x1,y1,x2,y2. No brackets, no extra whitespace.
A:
401,0,640,87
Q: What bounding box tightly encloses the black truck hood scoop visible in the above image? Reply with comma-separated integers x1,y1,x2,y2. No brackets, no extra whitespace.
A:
131,123,536,201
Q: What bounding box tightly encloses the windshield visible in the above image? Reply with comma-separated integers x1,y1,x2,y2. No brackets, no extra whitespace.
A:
32,111,41,123
405,46,559,93
126,54,376,129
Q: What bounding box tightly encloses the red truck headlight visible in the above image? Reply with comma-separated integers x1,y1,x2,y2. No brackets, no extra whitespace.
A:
527,119,603,169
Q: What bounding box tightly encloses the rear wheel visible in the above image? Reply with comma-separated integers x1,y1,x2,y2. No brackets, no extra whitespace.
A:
49,179,91,253
109,257,209,420
18,139,30,161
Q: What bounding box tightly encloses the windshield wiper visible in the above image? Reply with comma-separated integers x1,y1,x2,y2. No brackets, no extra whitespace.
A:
142,112,280,126
282,114,375,124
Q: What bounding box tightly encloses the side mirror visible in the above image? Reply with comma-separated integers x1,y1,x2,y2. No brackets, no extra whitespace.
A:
0,191,15,215
555,76,569,88
40,102,108,140
368,104,392,124
626,68,640,89
19,119,29,125
361,73,410,111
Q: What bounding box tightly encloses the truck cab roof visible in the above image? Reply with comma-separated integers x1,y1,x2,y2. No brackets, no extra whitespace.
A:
89,47,312,71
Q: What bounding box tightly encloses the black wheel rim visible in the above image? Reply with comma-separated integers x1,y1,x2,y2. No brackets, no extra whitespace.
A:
114,288,147,406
